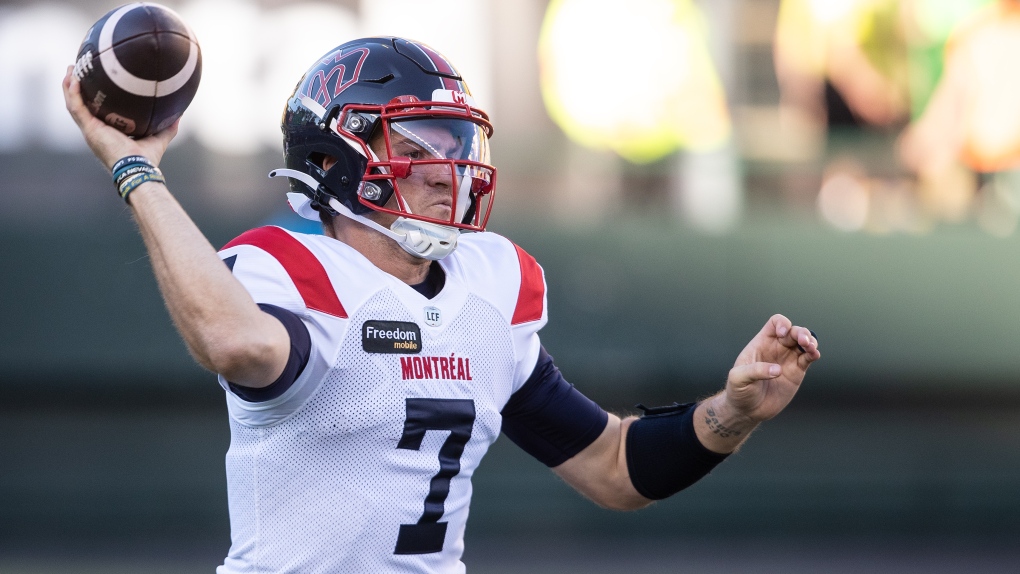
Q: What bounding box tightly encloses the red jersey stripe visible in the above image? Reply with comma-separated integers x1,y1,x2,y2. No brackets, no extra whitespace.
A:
511,243,544,325
222,226,348,319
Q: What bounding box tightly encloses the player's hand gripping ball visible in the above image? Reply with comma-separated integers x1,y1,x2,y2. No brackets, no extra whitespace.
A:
72,2,201,138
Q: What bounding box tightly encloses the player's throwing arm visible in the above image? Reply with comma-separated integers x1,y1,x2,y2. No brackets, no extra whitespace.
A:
61,5,291,391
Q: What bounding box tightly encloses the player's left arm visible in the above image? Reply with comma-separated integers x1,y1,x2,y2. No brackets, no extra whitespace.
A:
551,314,820,510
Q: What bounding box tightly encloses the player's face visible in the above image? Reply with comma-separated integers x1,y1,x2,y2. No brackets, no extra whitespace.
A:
369,118,490,224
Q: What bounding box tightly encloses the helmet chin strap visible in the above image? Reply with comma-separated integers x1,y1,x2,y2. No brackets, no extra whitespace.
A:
269,168,460,261
324,197,459,261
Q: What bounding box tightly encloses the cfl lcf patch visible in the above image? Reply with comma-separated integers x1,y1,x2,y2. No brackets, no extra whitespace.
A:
362,320,421,354
423,306,442,327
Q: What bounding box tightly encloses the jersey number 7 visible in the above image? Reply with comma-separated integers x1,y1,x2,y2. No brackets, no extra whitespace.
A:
394,398,476,555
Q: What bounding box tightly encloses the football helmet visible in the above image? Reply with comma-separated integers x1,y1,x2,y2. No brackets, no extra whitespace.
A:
271,37,496,260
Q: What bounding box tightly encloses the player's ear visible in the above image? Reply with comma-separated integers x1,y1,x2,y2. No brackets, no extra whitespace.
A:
322,155,338,171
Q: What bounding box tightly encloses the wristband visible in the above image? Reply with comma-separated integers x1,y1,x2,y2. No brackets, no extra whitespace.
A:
118,169,165,202
111,155,153,174
114,164,155,187
111,155,163,203
625,401,729,500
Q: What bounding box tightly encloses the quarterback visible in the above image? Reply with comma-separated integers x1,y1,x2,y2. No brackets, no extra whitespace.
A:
63,37,820,573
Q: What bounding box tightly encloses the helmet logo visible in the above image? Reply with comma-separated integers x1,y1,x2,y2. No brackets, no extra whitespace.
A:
431,89,477,108
305,47,370,108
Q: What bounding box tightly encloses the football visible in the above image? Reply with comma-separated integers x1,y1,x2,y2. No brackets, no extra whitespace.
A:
72,2,202,138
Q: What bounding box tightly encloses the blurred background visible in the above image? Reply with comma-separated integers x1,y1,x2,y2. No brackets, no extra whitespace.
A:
3,0,1020,572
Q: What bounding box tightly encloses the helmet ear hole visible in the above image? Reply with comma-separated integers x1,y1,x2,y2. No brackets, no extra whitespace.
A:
305,153,341,180
307,152,329,175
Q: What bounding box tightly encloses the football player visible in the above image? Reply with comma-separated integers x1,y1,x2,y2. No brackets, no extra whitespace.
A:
63,37,820,573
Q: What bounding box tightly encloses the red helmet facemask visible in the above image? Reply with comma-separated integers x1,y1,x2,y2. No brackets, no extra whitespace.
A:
335,97,496,232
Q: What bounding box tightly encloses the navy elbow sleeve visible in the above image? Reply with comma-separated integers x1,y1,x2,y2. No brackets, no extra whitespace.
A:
501,347,608,467
625,402,729,500
227,304,311,403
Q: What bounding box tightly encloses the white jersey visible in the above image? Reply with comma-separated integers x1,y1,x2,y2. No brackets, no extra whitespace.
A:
215,226,547,574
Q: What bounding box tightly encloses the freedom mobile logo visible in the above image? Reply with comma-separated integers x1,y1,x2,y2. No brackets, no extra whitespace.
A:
362,321,421,354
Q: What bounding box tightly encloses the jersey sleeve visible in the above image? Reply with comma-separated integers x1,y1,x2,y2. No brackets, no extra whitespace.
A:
220,226,348,317
498,243,610,465
508,242,548,393
445,233,549,394
216,226,350,427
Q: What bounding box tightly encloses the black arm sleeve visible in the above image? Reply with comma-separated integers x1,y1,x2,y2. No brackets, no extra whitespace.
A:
625,402,729,500
227,303,311,403
500,347,609,467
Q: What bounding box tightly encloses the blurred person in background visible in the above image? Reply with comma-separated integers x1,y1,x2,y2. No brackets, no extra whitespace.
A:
774,0,913,232
775,0,1000,233
900,0,1020,236
64,36,820,573
775,0,910,131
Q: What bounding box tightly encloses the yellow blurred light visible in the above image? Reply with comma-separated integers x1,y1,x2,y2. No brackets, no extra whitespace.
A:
538,0,731,163
808,0,857,25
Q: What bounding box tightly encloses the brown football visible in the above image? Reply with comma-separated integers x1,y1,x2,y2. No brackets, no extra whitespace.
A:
73,2,202,137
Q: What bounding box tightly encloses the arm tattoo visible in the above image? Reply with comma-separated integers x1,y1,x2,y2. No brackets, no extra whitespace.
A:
705,406,743,439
